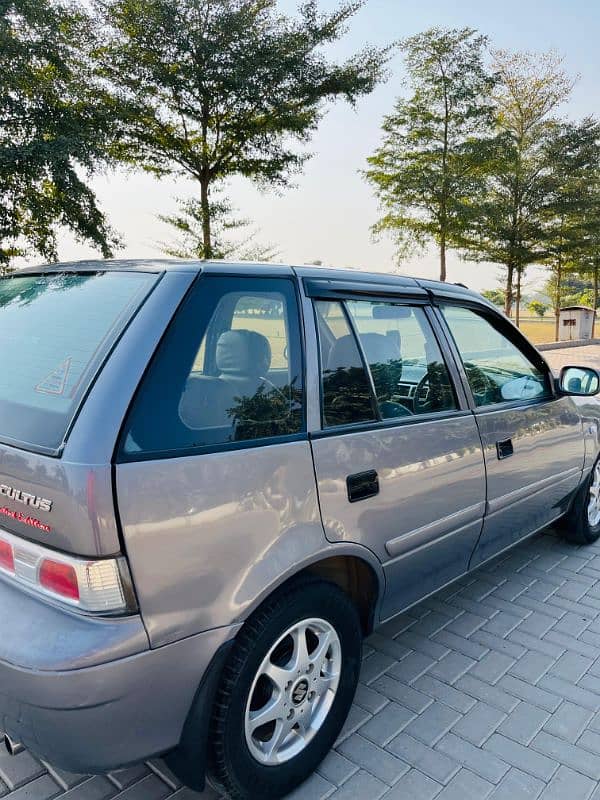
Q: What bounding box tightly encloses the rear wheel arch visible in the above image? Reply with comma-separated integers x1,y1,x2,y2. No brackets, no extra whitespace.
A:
301,554,380,636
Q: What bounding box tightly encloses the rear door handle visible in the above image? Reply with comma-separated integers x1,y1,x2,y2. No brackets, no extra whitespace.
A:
347,470,379,503
496,438,514,460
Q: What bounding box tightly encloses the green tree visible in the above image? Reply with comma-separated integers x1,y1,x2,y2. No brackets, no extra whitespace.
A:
98,0,388,259
0,0,119,270
364,27,496,281
159,195,277,261
528,300,548,318
540,118,600,339
461,49,575,320
481,287,506,306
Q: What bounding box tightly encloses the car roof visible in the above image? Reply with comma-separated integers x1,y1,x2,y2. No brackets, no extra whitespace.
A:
15,258,488,304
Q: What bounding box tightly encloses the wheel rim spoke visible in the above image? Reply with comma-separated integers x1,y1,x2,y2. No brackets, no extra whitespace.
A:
589,467,600,527
264,660,294,691
290,624,311,673
247,695,283,734
309,629,332,673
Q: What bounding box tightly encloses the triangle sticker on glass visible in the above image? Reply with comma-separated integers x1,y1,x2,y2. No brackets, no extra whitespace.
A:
35,357,72,396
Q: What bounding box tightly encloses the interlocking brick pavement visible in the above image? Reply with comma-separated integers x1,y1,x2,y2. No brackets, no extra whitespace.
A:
4,344,600,800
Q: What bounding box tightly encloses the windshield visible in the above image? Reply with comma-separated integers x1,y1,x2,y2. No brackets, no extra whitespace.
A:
0,270,156,452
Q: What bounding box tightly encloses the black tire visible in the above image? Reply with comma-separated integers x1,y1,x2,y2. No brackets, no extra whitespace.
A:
563,458,600,544
208,576,362,800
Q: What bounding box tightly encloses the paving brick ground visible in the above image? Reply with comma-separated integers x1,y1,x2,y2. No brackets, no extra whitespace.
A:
4,345,600,800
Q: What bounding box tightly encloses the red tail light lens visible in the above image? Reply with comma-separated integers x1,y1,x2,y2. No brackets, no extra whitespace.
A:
39,559,80,600
0,539,14,572
0,529,133,613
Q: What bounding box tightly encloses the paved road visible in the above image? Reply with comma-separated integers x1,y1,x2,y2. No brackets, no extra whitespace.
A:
4,345,600,800
543,344,600,374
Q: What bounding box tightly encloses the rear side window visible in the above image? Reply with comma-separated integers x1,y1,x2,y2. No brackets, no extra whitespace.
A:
120,276,304,458
0,271,156,452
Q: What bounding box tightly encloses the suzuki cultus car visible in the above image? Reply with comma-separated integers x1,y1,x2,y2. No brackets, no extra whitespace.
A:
0,260,599,799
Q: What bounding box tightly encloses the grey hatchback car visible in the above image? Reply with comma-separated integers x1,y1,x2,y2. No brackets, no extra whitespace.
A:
1,259,600,799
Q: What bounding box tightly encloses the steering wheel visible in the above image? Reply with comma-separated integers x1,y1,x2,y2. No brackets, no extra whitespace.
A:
463,363,498,405
413,373,434,414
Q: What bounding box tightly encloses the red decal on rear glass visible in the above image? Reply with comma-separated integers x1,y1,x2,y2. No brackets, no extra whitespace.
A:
35,357,72,396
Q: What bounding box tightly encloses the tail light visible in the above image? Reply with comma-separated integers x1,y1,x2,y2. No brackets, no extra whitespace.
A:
0,529,135,614
0,539,14,573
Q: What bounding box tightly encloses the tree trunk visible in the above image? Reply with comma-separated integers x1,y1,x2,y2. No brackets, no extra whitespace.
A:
594,256,599,338
200,178,212,259
504,263,514,317
554,262,562,342
515,268,522,327
440,234,447,282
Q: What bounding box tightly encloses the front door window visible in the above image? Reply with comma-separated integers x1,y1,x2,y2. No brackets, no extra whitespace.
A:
441,305,552,407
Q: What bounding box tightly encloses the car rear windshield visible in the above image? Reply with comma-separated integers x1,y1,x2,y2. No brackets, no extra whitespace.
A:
0,270,157,453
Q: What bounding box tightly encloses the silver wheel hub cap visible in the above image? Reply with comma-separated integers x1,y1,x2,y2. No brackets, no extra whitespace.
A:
589,463,600,527
244,618,342,765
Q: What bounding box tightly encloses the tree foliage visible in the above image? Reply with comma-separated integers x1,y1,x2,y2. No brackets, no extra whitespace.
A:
0,0,119,270
98,0,389,258
540,118,600,337
528,300,548,318
481,288,506,306
158,195,277,261
460,49,575,318
365,27,497,281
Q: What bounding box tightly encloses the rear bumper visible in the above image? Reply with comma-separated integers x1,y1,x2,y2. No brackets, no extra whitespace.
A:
0,577,239,773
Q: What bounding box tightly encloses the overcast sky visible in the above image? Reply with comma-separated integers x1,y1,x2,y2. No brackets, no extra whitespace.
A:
43,0,600,292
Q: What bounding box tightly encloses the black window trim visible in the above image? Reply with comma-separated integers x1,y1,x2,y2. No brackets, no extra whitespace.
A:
116,273,308,463
303,277,428,303
311,295,470,436
342,301,382,423
433,298,557,412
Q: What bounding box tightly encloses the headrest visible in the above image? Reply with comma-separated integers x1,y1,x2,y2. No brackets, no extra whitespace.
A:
327,335,363,372
216,329,271,377
327,332,401,372
359,332,401,365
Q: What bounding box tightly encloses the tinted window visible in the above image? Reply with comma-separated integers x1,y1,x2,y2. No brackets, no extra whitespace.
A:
0,271,156,452
314,301,375,427
121,276,304,457
442,305,552,407
346,301,458,418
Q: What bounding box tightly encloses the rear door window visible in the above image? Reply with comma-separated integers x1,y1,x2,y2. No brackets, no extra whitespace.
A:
120,276,304,458
346,300,458,418
0,271,157,452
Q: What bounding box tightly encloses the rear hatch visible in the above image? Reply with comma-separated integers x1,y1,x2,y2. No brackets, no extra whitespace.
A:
0,269,158,555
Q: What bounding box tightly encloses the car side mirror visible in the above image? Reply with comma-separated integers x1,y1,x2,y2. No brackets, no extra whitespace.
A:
559,366,600,396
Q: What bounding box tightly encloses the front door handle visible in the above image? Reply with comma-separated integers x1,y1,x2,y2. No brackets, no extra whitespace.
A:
496,438,514,460
347,470,379,503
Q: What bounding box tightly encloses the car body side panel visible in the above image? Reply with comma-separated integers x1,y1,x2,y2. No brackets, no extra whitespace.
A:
115,440,344,647
470,397,585,566
310,415,487,621
571,395,600,472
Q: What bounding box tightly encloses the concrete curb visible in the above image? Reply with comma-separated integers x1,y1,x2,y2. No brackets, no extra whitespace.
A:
537,338,600,351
